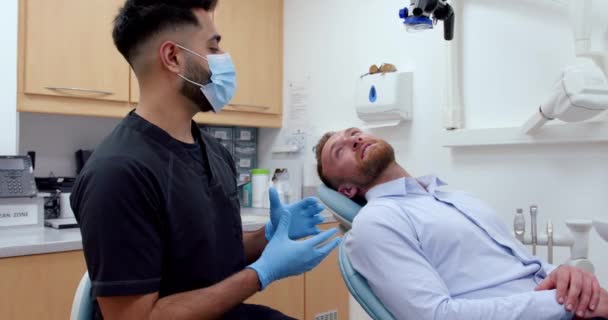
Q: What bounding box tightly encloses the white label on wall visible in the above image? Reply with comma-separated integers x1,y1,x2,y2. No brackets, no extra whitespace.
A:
239,158,252,168
214,132,228,140
236,146,255,154
0,204,38,227
240,131,252,141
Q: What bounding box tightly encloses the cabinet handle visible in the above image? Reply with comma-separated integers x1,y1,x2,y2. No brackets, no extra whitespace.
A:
228,104,270,110
45,86,114,96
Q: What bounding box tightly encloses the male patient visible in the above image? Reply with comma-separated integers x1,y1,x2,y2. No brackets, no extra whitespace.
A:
315,127,608,320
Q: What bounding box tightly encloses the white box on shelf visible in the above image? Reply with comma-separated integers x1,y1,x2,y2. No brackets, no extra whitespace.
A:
355,72,413,128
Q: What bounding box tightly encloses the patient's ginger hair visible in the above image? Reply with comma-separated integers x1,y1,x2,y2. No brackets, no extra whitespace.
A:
314,132,336,189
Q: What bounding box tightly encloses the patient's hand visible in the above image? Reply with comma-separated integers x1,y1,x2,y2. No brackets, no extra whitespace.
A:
535,265,600,318
578,288,608,319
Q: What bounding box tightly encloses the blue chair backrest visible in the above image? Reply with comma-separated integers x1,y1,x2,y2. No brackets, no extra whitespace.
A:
339,241,396,320
70,272,94,320
318,184,396,320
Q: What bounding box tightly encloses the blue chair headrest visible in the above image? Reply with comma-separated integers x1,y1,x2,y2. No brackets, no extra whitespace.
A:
71,272,94,320
317,184,365,225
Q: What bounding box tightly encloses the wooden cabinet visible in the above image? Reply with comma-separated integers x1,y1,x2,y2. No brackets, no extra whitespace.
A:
246,275,305,319
305,222,350,319
0,251,86,320
23,0,130,102
18,0,283,128
18,0,133,117
245,222,347,319
0,223,347,320
191,0,285,127
213,0,283,115
0,252,306,320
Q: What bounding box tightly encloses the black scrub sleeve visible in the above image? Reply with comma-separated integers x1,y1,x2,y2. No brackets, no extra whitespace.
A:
71,156,163,298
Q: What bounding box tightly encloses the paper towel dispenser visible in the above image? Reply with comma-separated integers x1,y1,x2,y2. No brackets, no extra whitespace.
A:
356,72,413,128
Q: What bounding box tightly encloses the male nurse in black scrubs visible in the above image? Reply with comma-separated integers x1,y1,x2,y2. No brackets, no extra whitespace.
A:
70,1,341,319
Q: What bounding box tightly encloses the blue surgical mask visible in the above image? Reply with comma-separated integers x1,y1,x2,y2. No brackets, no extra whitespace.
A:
175,44,237,113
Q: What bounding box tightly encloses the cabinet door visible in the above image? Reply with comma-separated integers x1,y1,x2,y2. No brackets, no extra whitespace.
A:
214,0,283,115
0,251,87,320
305,223,349,319
246,275,304,319
24,0,130,102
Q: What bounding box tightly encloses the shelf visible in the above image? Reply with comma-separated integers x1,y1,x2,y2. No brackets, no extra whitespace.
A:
442,121,608,148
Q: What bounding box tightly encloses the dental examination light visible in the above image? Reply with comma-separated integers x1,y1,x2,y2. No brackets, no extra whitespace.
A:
399,0,455,41
594,220,608,243
522,64,608,134
522,0,608,134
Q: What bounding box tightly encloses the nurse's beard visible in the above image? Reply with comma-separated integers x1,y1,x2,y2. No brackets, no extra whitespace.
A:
180,56,214,113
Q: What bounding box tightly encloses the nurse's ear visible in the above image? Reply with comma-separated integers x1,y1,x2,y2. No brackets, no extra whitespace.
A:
338,184,360,199
159,41,184,74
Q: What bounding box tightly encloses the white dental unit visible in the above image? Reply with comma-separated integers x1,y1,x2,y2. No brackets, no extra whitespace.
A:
398,0,608,273
519,0,608,272
513,205,608,274
514,206,596,273
522,0,608,134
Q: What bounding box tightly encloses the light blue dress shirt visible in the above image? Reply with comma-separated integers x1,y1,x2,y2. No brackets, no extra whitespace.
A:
345,176,572,320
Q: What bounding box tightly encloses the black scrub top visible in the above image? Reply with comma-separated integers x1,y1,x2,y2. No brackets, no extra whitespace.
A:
71,112,262,319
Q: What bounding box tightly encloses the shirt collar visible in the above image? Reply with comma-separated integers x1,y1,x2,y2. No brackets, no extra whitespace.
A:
365,175,447,201
417,175,448,194
123,110,201,152
122,110,217,181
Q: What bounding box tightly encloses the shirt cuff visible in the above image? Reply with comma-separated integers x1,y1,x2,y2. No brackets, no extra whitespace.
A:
535,289,574,320
91,277,161,298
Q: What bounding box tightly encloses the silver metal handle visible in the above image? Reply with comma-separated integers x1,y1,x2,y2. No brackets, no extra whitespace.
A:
45,86,114,96
514,209,525,243
228,104,270,110
547,220,554,264
530,205,538,255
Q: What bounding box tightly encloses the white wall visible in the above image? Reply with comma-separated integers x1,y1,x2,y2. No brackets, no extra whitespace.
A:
274,0,608,318
0,0,18,155
19,113,119,177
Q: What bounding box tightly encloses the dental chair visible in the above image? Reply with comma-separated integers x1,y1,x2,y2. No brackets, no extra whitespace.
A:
318,184,396,320
70,272,94,320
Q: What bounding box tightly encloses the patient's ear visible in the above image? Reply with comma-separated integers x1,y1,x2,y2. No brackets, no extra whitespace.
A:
338,184,359,199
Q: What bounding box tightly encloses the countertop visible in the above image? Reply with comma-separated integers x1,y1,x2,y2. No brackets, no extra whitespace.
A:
0,208,336,259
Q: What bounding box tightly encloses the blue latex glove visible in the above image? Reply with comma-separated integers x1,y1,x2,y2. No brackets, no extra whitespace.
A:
249,208,341,290
265,187,325,241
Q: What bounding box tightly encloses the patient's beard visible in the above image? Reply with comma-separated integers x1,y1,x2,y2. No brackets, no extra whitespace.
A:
355,140,395,188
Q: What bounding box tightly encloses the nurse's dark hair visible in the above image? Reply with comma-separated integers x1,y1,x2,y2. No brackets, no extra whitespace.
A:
112,0,218,67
